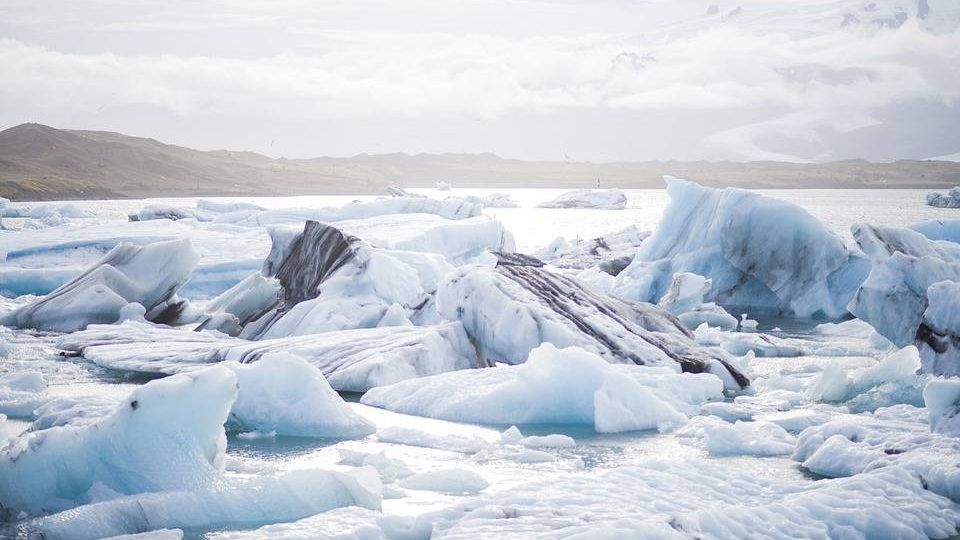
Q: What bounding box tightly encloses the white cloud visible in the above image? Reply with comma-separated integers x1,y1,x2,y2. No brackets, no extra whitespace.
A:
1,0,959,161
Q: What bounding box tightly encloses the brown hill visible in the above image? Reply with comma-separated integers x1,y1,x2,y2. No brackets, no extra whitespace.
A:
2,123,959,200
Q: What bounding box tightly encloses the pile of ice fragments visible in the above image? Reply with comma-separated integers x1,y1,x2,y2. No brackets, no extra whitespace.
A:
3,179,960,538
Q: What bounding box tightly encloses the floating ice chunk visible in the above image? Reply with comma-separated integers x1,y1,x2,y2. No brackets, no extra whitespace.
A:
499,425,524,445
28,467,381,540
436,181,452,191
658,272,738,331
362,344,721,433
29,203,94,219
521,434,576,449
677,303,738,331
376,426,491,454
738,314,759,332
678,416,795,456
0,238,199,332
533,225,648,273
456,192,518,208
216,196,482,227
197,273,282,336
926,187,960,208
205,507,385,540
536,189,627,210
924,378,960,436
658,272,710,315
515,448,556,463
224,353,375,439
338,449,413,482
613,177,869,319
197,199,265,214
0,370,48,418
437,262,748,389
131,204,217,222
0,367,236,515
59,321,481,392
808,346,925,409
399,469,488,494
911,218,960,243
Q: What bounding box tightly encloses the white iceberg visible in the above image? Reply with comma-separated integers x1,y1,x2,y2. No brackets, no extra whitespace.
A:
436,261,749,389
612,178,870,319
533,225,648,274
213,196,481,227
536,189,627,210
658,272,738,331
848,223,960,376
0,367,236,515
926,187,960,208
456,192,517,208
225,353,375,439
362,344,721,433
1,238,199,331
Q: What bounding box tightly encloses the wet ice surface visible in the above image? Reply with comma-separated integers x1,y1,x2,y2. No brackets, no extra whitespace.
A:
1,188,959,539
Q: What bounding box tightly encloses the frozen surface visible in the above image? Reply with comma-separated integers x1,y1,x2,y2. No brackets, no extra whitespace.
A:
613,178,869,319
362,344,720,432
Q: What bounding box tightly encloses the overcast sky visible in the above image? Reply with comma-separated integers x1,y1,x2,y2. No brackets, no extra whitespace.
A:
1,0,959,162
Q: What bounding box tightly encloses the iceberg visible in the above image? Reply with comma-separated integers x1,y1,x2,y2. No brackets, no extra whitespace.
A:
436,258,749,389
658,272,739,331
911,218,960,243
848,223,960,375
926,187,960,208
59,321,481,392
361,343,722,432
536,189,627,209
532,225,648,274
0,367,236,515
0,238,199,331
612,178,870,319
456,192,517,208
224,354,375,438
677,416,796,456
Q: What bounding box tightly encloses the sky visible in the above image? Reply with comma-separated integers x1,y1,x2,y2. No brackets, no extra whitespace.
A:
1,0,959,163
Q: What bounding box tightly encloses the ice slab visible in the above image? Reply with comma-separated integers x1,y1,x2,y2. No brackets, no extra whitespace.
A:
536,189,627,210
362,343,721,432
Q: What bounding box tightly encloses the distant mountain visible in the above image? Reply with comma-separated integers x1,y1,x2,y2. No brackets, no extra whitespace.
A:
1,123,960,200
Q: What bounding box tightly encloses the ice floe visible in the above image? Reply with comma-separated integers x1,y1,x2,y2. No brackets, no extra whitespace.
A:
362,344,720,432
536,189,627,209
532,225,648,273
